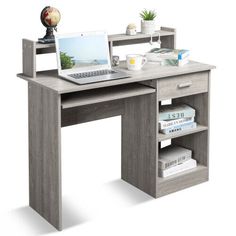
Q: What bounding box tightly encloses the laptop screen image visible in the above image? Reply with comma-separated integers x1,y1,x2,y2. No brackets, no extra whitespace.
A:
57,33,110,72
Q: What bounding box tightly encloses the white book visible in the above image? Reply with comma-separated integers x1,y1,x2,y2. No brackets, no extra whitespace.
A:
159,159,197,178
159,104,195,121
160,122,197,134
159,145,192,170
159,116,194,130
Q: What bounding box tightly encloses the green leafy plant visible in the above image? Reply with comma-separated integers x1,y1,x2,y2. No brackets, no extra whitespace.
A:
60,52,74,70
140,9,157,21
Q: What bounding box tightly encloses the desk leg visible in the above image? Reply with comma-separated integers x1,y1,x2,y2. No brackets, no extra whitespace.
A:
122,94,158,198
28,84,62,230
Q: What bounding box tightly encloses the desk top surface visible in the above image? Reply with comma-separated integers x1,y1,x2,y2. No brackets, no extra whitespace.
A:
17,61,215,94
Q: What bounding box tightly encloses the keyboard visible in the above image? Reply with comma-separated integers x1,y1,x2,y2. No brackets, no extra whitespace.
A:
70,69,116,79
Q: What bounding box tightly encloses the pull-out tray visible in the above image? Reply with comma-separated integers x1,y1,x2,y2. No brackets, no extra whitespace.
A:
61,83,155,109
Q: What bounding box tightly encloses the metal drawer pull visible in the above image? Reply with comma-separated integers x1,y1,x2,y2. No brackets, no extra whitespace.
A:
178,81,192,88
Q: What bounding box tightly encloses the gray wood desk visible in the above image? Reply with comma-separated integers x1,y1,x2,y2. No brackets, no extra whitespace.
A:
18,29,215,230
18,61,214,230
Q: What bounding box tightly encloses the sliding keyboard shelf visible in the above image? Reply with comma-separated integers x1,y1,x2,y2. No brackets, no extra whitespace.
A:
61,83,155,109
158,124,208,142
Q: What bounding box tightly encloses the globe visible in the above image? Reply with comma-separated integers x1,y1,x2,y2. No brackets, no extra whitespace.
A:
39,6,61,43
41,6,61,28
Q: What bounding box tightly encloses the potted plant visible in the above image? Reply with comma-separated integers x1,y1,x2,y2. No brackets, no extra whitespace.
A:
140,9,157,34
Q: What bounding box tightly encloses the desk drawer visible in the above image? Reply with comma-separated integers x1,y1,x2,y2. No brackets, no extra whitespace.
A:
158,72,208,100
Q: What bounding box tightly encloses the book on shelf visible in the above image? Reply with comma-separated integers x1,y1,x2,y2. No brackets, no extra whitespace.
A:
159,104,195,121
145,48,190,67
160,122,197,134
159,145,192,170
159,158,197,178
159,116,194,130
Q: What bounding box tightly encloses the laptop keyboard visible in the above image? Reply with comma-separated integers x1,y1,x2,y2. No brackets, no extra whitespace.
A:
70,69,116,79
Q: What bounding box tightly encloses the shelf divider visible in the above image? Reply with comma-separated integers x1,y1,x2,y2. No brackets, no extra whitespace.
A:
158,124,208,142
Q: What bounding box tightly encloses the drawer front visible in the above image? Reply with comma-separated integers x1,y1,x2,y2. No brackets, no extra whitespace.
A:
158,72,208,100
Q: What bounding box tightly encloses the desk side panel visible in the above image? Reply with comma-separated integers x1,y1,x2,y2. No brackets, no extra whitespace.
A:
28,84,62,230
23,39,36,78
122,93,158,197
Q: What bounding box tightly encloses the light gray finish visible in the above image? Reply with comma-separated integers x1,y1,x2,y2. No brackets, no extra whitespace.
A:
122,93,158,197
173,131,209,166
109,29,175,43
160,27,176,49
111,31,174,47
158,72,208,100
23,39,36,78
17,61,215,94
172,90,210,167
61,84,155,109
156,71,211,198
61,100,124,127
158,124,208,142
20,27,176,79
28,84,62,230
31,28,176,52
19,29,215,230
173,91,209,126
157,165,208,197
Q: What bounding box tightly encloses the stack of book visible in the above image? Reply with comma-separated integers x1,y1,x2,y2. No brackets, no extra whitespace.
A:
145,48,190,66
159,145,197,178
159,104,196,134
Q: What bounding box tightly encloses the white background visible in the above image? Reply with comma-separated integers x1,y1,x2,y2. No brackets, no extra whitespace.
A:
0,0,236,235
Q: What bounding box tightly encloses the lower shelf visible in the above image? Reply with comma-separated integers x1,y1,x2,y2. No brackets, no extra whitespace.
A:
156,165,208,197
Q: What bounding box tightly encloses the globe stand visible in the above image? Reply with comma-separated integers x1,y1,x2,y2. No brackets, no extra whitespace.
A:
38,27,56,44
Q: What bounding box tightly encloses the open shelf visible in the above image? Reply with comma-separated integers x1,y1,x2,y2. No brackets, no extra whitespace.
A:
157,164,208,197
61,83,155,109
34,28,175,55
158,164,206,183
158,124,208,142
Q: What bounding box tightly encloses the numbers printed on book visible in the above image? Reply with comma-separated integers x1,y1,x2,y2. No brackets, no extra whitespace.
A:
168,112,184,119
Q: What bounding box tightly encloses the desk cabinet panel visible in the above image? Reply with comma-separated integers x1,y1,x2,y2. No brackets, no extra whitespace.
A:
158,72,208,100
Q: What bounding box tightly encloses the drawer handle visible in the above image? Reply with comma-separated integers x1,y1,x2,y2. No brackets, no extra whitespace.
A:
178,81,192,89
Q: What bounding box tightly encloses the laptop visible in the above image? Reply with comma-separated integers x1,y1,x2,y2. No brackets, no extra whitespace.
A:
55,31,130,85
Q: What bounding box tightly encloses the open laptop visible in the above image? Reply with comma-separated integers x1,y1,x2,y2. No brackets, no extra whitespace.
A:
55,31,129,85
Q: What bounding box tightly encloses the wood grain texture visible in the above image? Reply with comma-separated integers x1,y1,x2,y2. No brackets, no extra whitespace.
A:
23,39,36,78
17,61,215,94
61,100,124,127
157,165,208,197
158,72,208,101
28,84,62,230
160,35,176,49
19,28,215,230
61,84,155,109
173,131,209,166
32,29,176,51
160,27,176,49
158,124,208,142
173,90,209,126
171,86,209,168
121,93,158,197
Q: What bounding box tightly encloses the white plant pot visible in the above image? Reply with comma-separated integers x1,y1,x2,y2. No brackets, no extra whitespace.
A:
141,20,156,34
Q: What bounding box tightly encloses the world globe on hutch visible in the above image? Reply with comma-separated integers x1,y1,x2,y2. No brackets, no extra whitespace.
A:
38,6,61,43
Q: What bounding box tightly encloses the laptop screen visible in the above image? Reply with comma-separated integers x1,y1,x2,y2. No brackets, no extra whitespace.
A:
57,33,110,71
